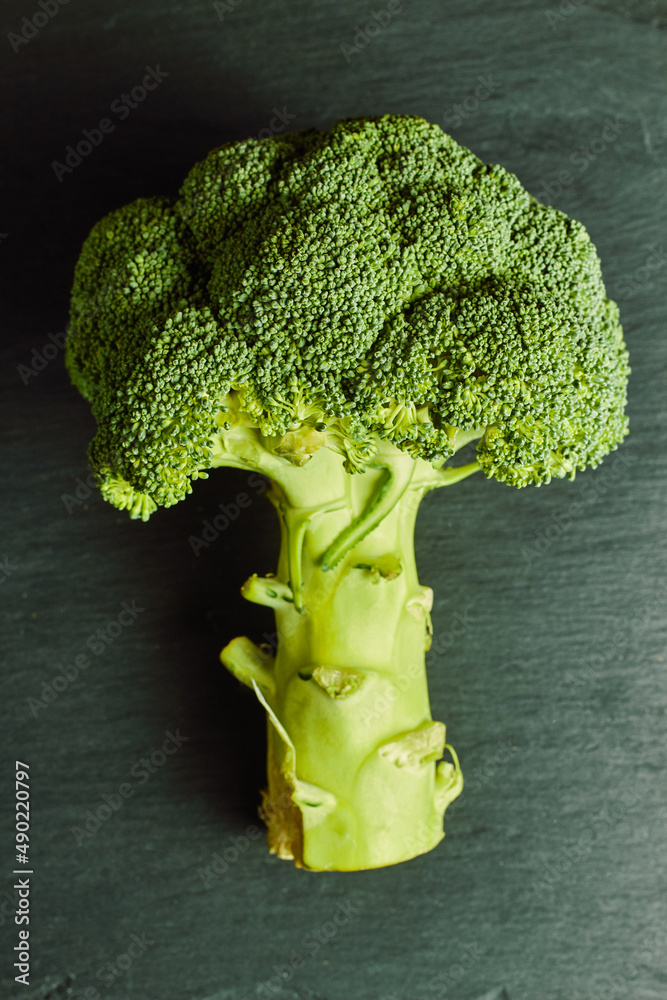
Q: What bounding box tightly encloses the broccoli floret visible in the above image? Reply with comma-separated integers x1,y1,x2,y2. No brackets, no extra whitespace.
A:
66,114,630,871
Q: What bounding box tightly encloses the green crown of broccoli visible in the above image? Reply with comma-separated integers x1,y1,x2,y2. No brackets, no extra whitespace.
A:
66,114,629,519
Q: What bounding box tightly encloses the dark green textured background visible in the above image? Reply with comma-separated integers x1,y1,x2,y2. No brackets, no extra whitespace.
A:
1,1,666,999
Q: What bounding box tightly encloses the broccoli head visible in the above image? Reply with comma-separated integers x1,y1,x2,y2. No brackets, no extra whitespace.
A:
66,115,630,870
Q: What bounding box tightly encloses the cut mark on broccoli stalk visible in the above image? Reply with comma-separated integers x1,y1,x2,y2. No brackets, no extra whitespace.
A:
353,553,403,582
309,665,366,699
435,744,464,813
321,460,415,571
379,720,447,771
220,636,275,697
241,573,294,608
406,586,434,617
407,586,434,650
274,425,327,465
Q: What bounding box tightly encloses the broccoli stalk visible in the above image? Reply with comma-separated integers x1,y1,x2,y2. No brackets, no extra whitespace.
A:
213,421,478,869
65,115,630,871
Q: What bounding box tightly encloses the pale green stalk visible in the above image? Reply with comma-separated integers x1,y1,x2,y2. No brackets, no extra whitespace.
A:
214,428,478,870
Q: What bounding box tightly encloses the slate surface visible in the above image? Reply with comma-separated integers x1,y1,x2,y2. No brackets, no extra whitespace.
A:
1,1,666,999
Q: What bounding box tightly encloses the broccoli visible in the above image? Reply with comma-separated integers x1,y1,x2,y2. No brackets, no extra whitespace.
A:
65,114,630,871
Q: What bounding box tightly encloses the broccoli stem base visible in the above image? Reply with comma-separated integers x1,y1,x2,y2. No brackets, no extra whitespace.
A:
218,437,464,871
